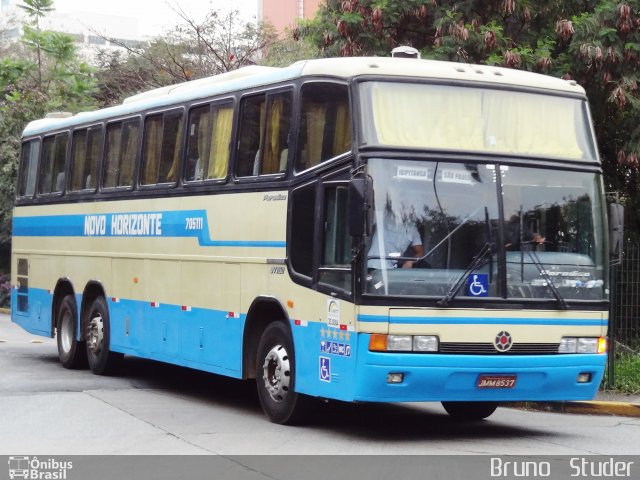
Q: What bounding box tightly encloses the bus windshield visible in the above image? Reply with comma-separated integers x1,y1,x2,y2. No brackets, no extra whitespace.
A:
359,81,597,161
365,159,606,302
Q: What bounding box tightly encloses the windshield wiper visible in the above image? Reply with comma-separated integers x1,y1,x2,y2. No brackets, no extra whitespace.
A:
526,250,569,310
437,242,494,307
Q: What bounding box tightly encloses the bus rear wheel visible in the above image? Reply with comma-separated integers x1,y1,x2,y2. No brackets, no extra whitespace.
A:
56,294,87,369
442,401,498,420
85,296,123,375
256,322,310,424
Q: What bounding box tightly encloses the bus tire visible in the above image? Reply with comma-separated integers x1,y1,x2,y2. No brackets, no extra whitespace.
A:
256,321,309,424
441,401,498,420
56,294,87,369
85,296,123,375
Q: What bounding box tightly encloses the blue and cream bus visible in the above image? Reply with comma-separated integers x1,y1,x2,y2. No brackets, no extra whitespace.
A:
12,56,613,423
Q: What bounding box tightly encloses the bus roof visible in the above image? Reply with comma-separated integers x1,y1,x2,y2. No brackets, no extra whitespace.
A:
22,56,585,137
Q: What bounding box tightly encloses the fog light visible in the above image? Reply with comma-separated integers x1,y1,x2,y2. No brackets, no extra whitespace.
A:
413,335,439,352
387,335,412,351
387,373,404,384
576,372,592,383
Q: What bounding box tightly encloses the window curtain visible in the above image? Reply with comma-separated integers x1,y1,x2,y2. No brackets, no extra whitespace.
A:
371,83,484,151
305,104,326,168
87,129,101,189
121,124,139,186
103,127,121,188
332,102,352,156
263,97,283,174
482,91,583,159
71,131,87,191
142,118,162,185
165,116,184,183
208,106,232,179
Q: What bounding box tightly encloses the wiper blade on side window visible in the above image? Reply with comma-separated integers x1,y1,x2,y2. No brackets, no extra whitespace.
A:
526,250,569,310
437,242,494,307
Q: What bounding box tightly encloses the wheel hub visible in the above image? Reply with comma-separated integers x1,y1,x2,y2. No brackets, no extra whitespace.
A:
262,344,291,402
86,314,104,355
60,311,73,353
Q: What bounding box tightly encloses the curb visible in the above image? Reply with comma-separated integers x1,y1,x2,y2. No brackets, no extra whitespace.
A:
0,308,10,315
513,401,640,418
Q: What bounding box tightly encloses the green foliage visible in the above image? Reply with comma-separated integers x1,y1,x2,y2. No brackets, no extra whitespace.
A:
605,352,640,394
0,0,96,245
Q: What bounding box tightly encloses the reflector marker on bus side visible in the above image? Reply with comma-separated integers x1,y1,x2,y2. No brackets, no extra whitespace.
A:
181,306,192,312
111,297,120,303
226,312,240,319
151,302,160,308
294,320,308,327
340,324,354,331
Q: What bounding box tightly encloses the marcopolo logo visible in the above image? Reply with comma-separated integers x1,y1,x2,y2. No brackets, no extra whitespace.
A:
8,456,73,480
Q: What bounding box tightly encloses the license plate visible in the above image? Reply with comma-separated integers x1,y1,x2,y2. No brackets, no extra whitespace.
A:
476,374,517,389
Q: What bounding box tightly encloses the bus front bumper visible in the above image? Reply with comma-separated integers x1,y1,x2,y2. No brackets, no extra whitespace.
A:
354,340,606,403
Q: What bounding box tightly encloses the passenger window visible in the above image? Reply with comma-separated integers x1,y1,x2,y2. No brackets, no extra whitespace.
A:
296,83,351,173
18,140,40,198
185,103,232,182
141,110,184,185
70,126,101,191
39,133,68,194
103,118,139,189
237,91,292,177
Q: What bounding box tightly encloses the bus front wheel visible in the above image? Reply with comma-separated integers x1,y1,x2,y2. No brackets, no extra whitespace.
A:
442,401,498,420
256,322,310,424
56,294,87,369
85,296,123,375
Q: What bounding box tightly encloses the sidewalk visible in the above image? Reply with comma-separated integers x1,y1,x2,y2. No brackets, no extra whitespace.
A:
514,392,640,418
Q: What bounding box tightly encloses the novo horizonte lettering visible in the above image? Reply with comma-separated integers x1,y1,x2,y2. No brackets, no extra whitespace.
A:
84,213,163,236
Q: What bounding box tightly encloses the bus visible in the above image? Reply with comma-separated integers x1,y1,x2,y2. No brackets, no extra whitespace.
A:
12,56,616,424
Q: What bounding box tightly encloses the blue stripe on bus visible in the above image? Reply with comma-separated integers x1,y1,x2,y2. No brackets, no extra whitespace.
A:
12,211,286,248
357,314,606,326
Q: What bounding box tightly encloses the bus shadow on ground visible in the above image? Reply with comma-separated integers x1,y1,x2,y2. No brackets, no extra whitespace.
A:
111,355,555,442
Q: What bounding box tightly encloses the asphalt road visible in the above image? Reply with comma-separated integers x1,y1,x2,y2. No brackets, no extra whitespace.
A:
1,312,640,455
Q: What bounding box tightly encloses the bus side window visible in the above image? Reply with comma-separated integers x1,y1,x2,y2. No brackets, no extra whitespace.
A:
39,133,68,195
70,125,101,192
296,83,351,173
185,102,232,182
18,139,40,198
237,91,292,178
236,94,265,177
262,92,292,175
141,110,184,186
103,119,139,189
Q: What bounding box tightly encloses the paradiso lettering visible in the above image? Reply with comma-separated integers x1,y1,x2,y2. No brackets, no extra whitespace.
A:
84,213,163,237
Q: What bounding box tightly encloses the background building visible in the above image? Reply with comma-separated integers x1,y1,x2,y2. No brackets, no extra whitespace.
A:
0,0,145,61
259,0,322,35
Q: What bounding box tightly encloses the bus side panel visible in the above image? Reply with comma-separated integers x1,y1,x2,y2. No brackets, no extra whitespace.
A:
11,286,52,337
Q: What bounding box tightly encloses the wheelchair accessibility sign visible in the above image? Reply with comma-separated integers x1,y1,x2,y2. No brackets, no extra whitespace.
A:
467,273,489,297
319,356,331,383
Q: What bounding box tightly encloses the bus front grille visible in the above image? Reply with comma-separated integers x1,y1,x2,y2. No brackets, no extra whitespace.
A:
439,342,560,355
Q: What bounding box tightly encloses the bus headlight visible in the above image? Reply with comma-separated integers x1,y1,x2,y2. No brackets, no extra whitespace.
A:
413,335,439,352
558,337,606,354
387,335,413,351
369,334,439,352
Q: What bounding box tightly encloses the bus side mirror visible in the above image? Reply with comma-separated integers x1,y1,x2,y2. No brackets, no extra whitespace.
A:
609,203,624,258
348,177,373,236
